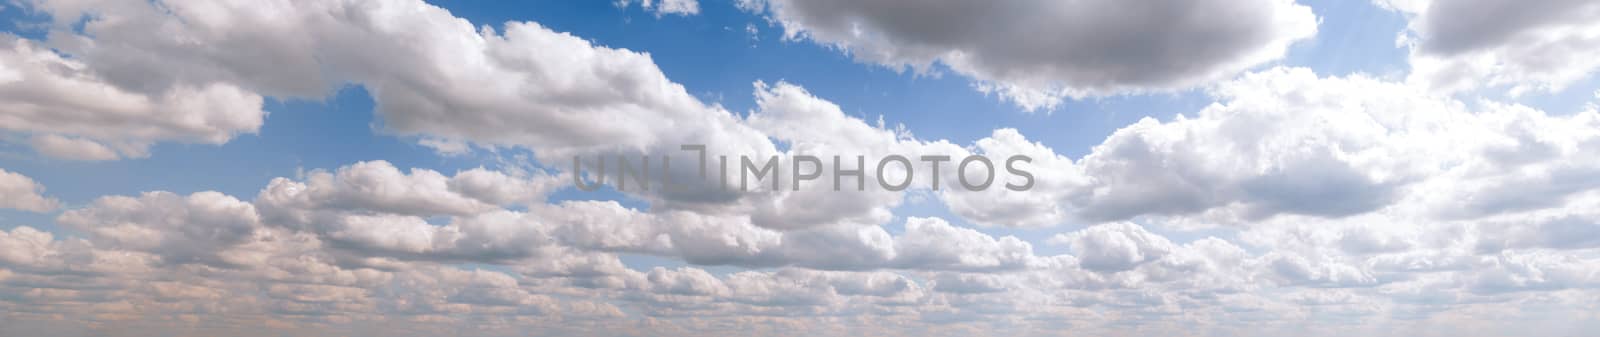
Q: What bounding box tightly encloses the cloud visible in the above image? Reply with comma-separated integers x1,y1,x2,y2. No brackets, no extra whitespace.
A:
737,0,1317,110
938,128,1080,227
1468,250,1600,294
539,200,1045,272
20,0,767,163
0,225,157,277
254,161,560,262
1049,222,1175,273
1056,67,1596,224
1384,0,1600,93
237,160,1046,272
28,134,121,161
55,191,260,266
8,142,1600,336
0,35,265,160
256,160,554,220
0,168,60,212
618,0,700,17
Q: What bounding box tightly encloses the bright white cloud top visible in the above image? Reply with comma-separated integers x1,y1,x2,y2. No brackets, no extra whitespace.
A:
0,0,1598,337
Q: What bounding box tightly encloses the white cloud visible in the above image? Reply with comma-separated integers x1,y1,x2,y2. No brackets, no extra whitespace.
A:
254,161,561,262
22,0,766,164
1385,0,1600,94
256,160,547,220
0,225,156,276
737,0,1317,111
0,34,265,160
1049,222,1175,273
55,191,260,266
28,134,121,161
538,201,1044,272
1064,67,1483,224
236,160,1047,271
939,128,1081,227
0,168,60,212
619,0,700,17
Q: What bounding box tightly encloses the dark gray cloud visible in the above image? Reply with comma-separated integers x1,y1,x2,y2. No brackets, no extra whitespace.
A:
1416,0,1600,55
740,0,1317,110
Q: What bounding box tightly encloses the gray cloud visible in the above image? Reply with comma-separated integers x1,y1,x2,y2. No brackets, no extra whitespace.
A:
1385,0,1600,93
738,0,1317,110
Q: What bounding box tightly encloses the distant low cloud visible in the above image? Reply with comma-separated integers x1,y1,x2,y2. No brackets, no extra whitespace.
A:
0,168,59,212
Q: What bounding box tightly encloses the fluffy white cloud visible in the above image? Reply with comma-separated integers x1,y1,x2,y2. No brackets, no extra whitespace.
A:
1069,68,1453,222
619,0,700,17
1050,67,1600,226
254,161,560,262
28,134,121,161
55,191,260,266
539,200,1045,272
939,129,1081,227
1384,0,1600,94
19,0,769,163
737,0,1317,110
0,34,265,160
237,159,1045,271
0,168,59,212
745,81,1077,228
753,65,1600,229
1049,222,1175,273
256,160,554,221
10,109,1600,336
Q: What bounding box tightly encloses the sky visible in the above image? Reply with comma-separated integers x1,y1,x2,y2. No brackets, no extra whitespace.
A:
1,0,1600,336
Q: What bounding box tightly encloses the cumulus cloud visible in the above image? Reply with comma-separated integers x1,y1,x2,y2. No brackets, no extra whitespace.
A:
538,200,1045,272
28,134,121,161
55,191,260,266
256,160,555,220
0,35,265,160
939,129,1080,227
254,161,560,262
1047,67,1600,226
0,168,60,212
235,159,1044,272
18,0,766,163
737,0,1318,110
618,0,700,17
12,104,1600,335
1384,0,1600,94
1050,223,1175,273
